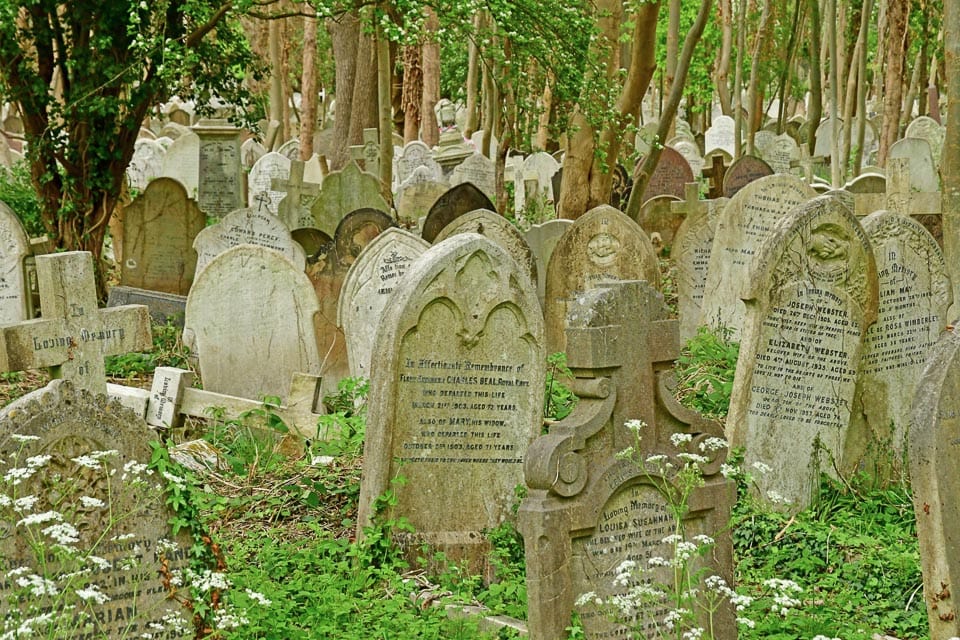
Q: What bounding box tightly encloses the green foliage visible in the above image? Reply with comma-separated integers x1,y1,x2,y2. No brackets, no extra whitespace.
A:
315,376,369,455
0,162,43,236
105,319,190,378
544,352,578,422
674,325,739,419
734,475,927,639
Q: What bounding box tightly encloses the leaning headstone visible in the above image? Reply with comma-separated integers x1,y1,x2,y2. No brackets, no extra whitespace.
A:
292,227,333,257
671,185,728,342
421,182,495,243
449,152,496,202
120,177,205,295
520,280,735,640
309,161,391,236
905,115,945,166
845,211,950,478
247,151,291,214
888,137,939,193
909,327,960,640
184,244,321,400
433,208,537,287
0,200,31,324
722,155,774,198
0,380,195,639
637,193,683,248
160,131,200,197
641,146,694,202
192,204,305,276
126,139,165,191
193,120,244,218
394,140,442,187
758,132,802,174
0,252,152,397
333,208,397,268
357,234,545,578
337,228,429,379
544,205,660,354
727,196,878,510
705,114,737,157
396,166,450,221
276,159,323,231
701,174,817,336
524,219,573,307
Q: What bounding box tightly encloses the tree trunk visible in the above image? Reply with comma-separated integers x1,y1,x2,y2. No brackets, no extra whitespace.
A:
665,0,680,138
533,74,554,151
627,0,713,218
402,45,423,142
715,0,733,114
853,0,874,176
377,20,393,189
733,0,747,158
348,22,378,152
269,17,284,147
745,0,772,155
421,8,441,148
942,0,960,322
775,0,804,130
841,1,867,173
326,13,360,169
464,12,482,138
878,0,909,166
827,0,841,186
299,8,318,161
807,0,823,156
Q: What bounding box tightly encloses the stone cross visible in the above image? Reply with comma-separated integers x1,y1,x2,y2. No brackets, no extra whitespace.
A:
349,128,380,177
670,182,709,220
790,144,829,183
0,252,152,396
701,155,727,199
271,159,321,208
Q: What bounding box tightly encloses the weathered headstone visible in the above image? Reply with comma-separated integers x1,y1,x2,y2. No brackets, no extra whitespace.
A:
449,152,496,202
394,140,443,187
670,139,705,178
120,178,205,295
160,131,200,197
727,196,878,510
0,200,31,324
641,146,694,202
357,234,545,577
309,161,391,236
126,139,165,191
757,132,802,174
636,193,683,249
514,152,560,215
192,205,305,276
247,151,291,214
337,228,429,379
905,115,945,166
705,114,737,157
276,159,323,231
722,155,774,198
702,154,728,199
433,208,537,287
888,137,939,193
333,208,397,268
544,205,660,354
845,211,950,477
194,120,244,218
396,166,450,221
909,327,960,640
0,380,194,639
421,182,495,243
701,174,817,336
291,227,333,257
0,252,152,396
524,219,573,307
184,244,322,400
520,280,735,640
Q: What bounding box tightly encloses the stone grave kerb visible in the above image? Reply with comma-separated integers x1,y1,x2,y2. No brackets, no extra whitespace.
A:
0,251,152,397
701,155,727,199
519,280,735,640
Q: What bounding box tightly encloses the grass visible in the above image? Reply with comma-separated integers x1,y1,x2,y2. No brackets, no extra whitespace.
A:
0,320,931,638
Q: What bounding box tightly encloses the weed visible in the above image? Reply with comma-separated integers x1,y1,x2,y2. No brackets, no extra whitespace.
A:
544,352,578,422
674,325,739,419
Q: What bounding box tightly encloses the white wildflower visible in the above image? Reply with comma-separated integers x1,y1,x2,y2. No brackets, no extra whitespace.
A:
699,437,727,452
661,533,683,545
76,585,110,604
71,455,102,470
17,510,62,527
670,433,694,447
648,556,671,568
13,495,38,512
624,419,645,432
244,588,272,606
693,534,715,547
751,461,772,474
674,541,698,562
15,573,59,597
575,591,600,607
42,522,80,545
78,496,106,509
10,434,40,442
737,616,756,629
645,453,669,465
677,452,709,465
161,471,186,489
87,556,112,571
4,466,37,486
683,628,704,640
766,490,791,505
720,463,739,478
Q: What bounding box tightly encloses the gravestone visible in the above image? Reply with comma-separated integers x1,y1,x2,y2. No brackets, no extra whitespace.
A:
637,193,683,249
640,146,693,202
276,138,300,161
241,137,267,169
704,114,736,157
432,208,537,288
671,185,727,341
192,204,305,276
292,227,333,257
524,218,574,307
307,209,396,389
671,139,705,178
449,152,496,202
909,328,960,640
0,380,194,639
357,233,545,577
888,137,938,193
845,172,886,195
520,280,735,640
421,182,495,243
126,139,165,191
194,120,244,218
0,252,152,396
0,200,31,324
514,152,560,214
701,174,817,336
544,205,660,355
759,133,802,174
160,131,200,197
183,245,322,400
394,140,442,187
276,159,323,231
120,178,205,295
635,122,660,156
845,211,950,478
727,196,878,511
309,161,391,236
247,151,291,214
905,115,945,166
396,166,450,221
337,228,429,379
722,155,774,198
702,154,728,199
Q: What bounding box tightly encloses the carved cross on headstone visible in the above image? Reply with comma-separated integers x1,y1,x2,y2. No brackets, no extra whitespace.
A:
0,252,152,396
670,182,709,218
701,155,727,199
349,128,380,177
253,190,272,213
271,159,321,209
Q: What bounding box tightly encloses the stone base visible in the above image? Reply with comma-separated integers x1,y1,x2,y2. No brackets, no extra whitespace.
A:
107,285,187,326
